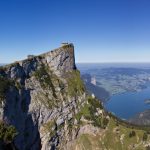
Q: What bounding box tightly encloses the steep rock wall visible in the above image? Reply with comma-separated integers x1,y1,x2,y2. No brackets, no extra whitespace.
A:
0,44,85,150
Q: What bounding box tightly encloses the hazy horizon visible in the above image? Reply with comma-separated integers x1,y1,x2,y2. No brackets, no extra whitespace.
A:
2,62,150,64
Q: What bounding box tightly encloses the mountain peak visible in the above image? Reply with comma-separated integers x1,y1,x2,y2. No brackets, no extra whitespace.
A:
0,43,76,78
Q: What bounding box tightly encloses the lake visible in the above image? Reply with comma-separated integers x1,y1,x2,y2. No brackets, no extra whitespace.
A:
105,86,150,120
77,63,150,120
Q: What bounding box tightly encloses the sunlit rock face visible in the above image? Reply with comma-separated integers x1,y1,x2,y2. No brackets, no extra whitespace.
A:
0,43,86,150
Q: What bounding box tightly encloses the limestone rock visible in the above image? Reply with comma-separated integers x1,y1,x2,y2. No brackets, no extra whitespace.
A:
0,43,83,150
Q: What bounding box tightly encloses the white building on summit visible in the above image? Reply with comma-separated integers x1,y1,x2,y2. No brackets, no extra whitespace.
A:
61,42,69,46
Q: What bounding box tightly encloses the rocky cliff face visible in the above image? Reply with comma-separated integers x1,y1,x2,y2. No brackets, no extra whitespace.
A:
0,43,86,150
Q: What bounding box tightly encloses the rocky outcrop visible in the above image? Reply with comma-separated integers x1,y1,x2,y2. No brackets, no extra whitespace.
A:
2,43,76,78
129,109,150,126
0,43,85,150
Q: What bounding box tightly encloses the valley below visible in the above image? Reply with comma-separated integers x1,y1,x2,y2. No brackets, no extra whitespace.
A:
78,63,150,125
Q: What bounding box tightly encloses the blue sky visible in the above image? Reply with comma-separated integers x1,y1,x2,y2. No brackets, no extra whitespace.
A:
0,0,150,63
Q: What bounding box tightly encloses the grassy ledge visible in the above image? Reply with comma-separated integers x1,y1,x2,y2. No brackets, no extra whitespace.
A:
66,70,85,97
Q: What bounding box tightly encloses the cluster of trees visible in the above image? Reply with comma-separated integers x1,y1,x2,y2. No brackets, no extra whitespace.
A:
129,130,136,138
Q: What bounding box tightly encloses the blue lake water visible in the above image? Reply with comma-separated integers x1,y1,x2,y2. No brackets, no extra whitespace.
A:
105,87,150,120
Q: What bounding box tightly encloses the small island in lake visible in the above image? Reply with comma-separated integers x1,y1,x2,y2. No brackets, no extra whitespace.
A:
144,99,150,104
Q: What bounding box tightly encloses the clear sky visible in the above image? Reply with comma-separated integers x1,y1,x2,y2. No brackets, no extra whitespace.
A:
0,0,150,63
